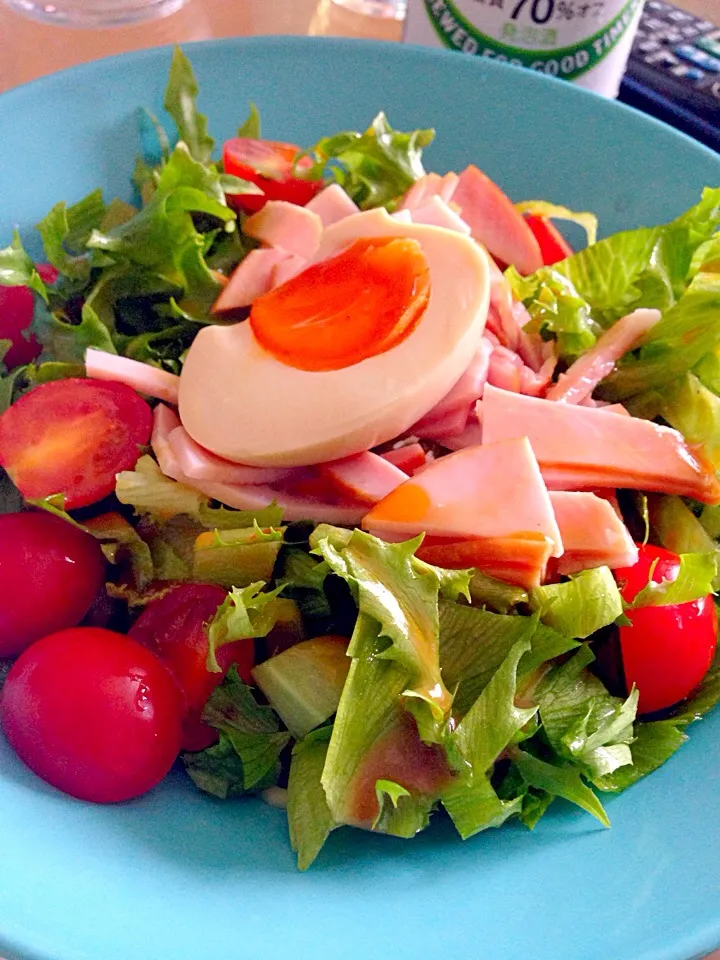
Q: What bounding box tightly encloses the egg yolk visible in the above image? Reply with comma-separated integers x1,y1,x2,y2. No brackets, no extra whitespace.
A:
248,236,430,372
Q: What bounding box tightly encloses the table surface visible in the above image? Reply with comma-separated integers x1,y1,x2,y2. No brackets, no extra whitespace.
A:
0,0,718,956
0,0,715,93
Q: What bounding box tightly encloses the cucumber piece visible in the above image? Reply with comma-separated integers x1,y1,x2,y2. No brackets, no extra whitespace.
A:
252,636,350,739
192,526,283,588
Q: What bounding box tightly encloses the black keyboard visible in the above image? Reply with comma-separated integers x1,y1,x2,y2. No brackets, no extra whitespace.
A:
618,0,720,153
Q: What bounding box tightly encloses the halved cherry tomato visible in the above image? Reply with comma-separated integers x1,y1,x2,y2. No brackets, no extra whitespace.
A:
0,377,152,509
249,237,430,371
129,583,255,752
523,214,574,266
0,264,58,370
223,138,323,214
1,627,183,803
0,510,106,657
614,544,717,714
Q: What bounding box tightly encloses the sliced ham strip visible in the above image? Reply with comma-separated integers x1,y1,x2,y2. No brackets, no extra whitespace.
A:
271,253,307,288
482,383,720,504
410,196,471,235
380,443,426,474
415,535,554,590
305,183,359,226
450,165,543,275
317,451,408,505
411,405,472,443
400,172,459,211
212,248,290,314
151,404,185,481
242,200,323,259
545,308,661,404
168,425,296,486
487,345,555,397
187,476,367,526
549,491,638,575
362,436,563,558
442,417,484,451
85,349,180,406
411,341,492,439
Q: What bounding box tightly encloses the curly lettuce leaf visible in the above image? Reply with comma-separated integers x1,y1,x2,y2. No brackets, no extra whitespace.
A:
314,530,452,719
0,232,48,299
163,46,214,165
205,582,287,672
287,729,335,870
185,666,289,797
530,566,624,639
304,112,434,210
630,551,717,608
534,645,637,780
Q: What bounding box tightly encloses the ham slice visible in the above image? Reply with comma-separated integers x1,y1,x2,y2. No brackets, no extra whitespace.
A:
442,417,484,451
380,443,426,474
305,183,359,226
168,425,296,486
545,308,661,404
85,349,180,405
482,383,720,504
187,476,367,526
151,404,185,481
415,535,554,590
400,172,459,211
362,436,563,557
450,165,543,275
549,491,638,575
487,345,556,397
318,451,408,505
411,341,492,440
271,253,307,288
212,248,290,313
242,200,323,258
410,196,471,235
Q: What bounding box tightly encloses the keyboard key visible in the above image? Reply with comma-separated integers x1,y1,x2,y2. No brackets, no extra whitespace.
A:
638,39,662,53
671,64,705,83
674,44,720,71
696,36,720,58
680,24,699,38
643,17,666,31
646,0,670,10
667,8,693,21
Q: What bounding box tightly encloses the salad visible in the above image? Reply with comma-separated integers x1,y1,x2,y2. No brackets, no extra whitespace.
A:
0,47,719,871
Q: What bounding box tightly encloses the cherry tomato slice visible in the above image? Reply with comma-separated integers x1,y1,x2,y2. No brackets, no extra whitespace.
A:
1,627,183,803
0,377,152,509
523,214,574,266
223,138,323,214
0,511,106,657
614,544,718,714
129,583,255,751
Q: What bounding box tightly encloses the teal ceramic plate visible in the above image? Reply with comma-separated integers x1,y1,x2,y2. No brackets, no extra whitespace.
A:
0,37,719,960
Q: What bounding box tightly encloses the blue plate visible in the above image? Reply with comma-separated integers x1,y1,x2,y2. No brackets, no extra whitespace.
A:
1,37,719,960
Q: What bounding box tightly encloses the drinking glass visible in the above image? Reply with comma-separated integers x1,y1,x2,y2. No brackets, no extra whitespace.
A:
0,0,190,27
330,0,406,20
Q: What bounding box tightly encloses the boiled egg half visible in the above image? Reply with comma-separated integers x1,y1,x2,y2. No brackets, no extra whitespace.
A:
179,207,490,467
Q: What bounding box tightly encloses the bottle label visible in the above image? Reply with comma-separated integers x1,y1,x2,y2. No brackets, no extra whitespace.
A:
413,0,644,81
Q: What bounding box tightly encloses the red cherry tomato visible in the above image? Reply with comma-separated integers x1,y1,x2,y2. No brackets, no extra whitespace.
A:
129,583,255,752
614,544,717,714
0,377,152,508
523,214,574,266
1,627,183,802
0,264,57,370
0,511,106,657
222,138,323,214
